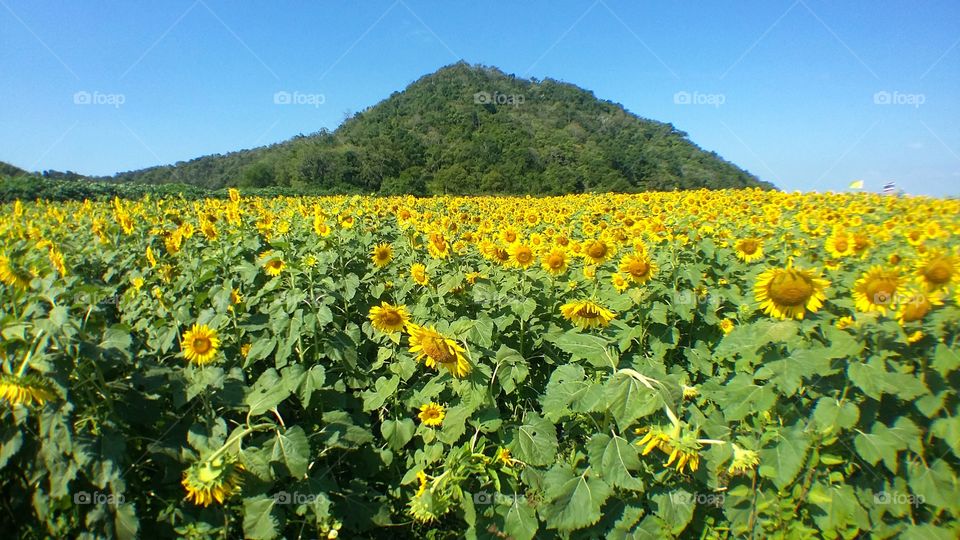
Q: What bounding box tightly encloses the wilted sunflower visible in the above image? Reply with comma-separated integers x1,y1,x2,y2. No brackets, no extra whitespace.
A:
734,238,764,263
636,423,701,474
0,374,56,407
510,243,535,269
410,263,429,286
368,302,409,333
181,324,220,365
754,262,829,320
417,402,445,427
560,299,616,329
914,250,959,291
542,248,569,275
182,455,244,507
264,257,285,277
619,253,657,284
371,243,393,267
852,266,900,314
407,324,470,377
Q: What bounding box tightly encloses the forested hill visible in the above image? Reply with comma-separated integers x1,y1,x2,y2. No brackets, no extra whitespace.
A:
102,63,769,194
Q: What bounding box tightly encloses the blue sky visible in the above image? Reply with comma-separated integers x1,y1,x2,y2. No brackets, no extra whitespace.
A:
1,0,958,195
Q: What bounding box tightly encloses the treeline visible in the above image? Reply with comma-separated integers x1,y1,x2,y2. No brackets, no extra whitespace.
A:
0,174,357,203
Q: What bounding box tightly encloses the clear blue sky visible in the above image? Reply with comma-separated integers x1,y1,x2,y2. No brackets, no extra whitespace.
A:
1,0,958,195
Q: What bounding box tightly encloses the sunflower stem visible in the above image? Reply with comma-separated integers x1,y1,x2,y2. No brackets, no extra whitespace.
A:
15,330,45,378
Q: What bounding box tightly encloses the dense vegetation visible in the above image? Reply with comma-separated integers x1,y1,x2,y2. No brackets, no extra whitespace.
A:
7,63,769,196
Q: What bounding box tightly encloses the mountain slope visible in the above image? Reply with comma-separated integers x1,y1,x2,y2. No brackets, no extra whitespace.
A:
107,63,771,194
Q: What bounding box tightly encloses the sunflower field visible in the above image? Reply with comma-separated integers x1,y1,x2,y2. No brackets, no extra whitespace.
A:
1,188,959,539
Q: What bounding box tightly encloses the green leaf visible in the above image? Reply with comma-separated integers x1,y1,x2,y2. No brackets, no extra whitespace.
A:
500,495,538,540
847,358,896,401
854,418,920,474
652,490,695,535
713,374,777,422
242,496,279,540
512,414,558,467
541,465,611,531
271,426,310,478
931,343,960,377
318,411,374,449
361,376,400,411
381,418,416,450
759,423,810,489
604,372,663,431
812,398,860,432
586,433,643,490
297,364,326,407
113,503,139,540
541,364,604,422
245,369,292,416
439,405,472,445
554,332,611,367
807,483,868,533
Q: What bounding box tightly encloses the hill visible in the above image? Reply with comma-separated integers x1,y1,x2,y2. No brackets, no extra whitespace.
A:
107,63,770,194
0,161,27,178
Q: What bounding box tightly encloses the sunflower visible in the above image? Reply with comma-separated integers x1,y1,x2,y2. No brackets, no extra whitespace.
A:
182,455,244,507
582,239,613,265
407,324,470,377
410,263,429,286
542,248,569,275
0,254,34,289
181,324,220,365
264,257,285,277
368,302,410,333
230,288,243,306
906,330,925,344
852,266,900,314
896,289,943,325
371,243,393,267
915,250,959,291
560,300,616,329
0,374,56,407
510,243,535,269
619,253,657,284
611,273,629,293
754,262,830,320
719,318,735,334
417,402,445,427
496,447,515,467
734,238,764,263
426,233,449,260
824,231,853,259
835,316,855,330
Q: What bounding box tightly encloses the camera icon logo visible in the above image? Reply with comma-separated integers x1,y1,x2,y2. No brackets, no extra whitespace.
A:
873,291,892,306
274,91,292,105
73,91,92,105
874,491,890,504
673,91,691,105
873,91,891,105
274,491,292,504
74,491,92,504
473,91,492,105
473,491,493,505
